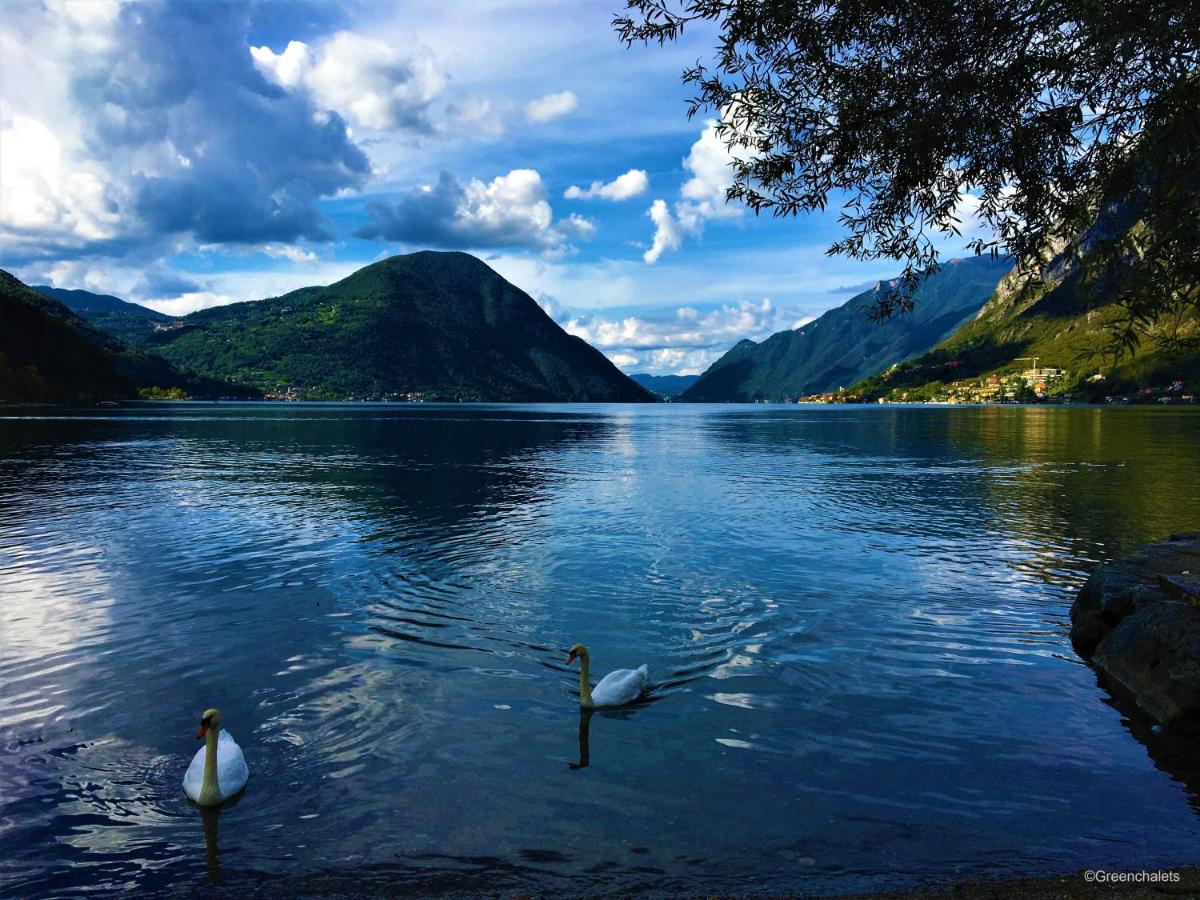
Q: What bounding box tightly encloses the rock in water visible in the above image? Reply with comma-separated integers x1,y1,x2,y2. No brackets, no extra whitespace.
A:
1071,531,1200,732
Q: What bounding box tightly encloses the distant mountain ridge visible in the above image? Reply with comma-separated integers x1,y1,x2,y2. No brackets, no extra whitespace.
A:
119,252,655,402
682,255,1013,402
629,373,698,398
33,285,170,345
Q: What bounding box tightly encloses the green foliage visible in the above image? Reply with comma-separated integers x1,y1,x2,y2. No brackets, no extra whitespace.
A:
138,386,191,400
0,269,257,403
852,242,1200,401
32,285,171,345
147,251,656,402
683,255,1010,401
0,271,132,402
616,1,1200,348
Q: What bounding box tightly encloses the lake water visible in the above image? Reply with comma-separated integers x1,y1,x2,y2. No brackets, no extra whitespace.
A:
2,403,1199,896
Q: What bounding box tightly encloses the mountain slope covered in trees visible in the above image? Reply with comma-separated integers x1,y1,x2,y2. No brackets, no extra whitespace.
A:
852,243,1200,402
1,270,256,402
682,256,1012,401
34,285,171,345
143,251,655,402
1,270,133,402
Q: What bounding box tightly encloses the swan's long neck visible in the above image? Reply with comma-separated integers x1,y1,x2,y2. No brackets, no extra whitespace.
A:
579,654,594,708
199,725,221,805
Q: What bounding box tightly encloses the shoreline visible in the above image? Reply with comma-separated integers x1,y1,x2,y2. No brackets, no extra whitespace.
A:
857,865,1200,898
188,865,1200,898
5,398,1200,409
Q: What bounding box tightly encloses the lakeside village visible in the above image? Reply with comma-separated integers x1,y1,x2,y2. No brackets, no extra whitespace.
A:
142,360,1195,406
261,389,429,402
795,359,1197,406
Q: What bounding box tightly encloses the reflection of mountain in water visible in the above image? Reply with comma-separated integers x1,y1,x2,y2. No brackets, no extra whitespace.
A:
698,405,1200,815
957,407,1200,556
702,406,1200,559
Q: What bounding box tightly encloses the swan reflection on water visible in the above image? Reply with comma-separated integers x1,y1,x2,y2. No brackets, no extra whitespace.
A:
194,789,243,882
569,708,593,771
568,700,656,771
199,804,222,880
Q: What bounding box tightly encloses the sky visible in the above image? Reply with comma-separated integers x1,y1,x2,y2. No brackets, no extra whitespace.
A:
0,0,985,375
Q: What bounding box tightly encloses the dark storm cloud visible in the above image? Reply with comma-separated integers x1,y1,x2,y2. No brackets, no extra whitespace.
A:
73,0,370,246
132,266,203,298
353,172,473,247
353,170,568,251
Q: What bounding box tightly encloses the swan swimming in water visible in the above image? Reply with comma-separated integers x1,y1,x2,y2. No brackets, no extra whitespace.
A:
183,708,249,806
566,643,648,708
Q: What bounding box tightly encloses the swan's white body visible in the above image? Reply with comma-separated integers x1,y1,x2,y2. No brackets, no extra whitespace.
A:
183,729,249,805
568,645,648,708
590,664,649,707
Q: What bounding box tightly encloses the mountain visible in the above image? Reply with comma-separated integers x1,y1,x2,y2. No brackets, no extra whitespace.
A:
145,251,656,402
33,285,171,345
852,239,1200,403
0,270,257,403
1,270,132,402
629,373,698,398
681,255,1013,402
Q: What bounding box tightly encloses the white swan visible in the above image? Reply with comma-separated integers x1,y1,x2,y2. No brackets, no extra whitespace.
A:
183,708,249,806
566,643,648,708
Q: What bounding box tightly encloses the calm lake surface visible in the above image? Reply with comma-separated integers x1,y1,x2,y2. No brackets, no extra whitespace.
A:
2,403,1199,896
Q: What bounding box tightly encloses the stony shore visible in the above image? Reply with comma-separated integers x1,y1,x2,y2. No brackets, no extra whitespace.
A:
1070,531,1200,732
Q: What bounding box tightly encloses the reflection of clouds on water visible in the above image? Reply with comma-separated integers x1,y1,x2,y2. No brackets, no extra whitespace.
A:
0,542,114,679
256,658,447,786
707,692,775,710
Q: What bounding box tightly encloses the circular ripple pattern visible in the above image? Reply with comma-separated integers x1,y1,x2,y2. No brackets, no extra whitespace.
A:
1,403,1199,896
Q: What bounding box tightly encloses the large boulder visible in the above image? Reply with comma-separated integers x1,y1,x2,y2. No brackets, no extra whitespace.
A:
1071,532,1200,732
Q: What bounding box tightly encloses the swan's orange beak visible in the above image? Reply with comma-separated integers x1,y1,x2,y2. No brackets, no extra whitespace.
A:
196,722,208,740
566,651,577,665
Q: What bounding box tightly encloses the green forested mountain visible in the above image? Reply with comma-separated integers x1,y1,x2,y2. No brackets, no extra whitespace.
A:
1,270,132,402
33,285,171,345
630,373,698,398
681,255,1012,402
144,251,656,402
852,241,1200,402
0,270,256,402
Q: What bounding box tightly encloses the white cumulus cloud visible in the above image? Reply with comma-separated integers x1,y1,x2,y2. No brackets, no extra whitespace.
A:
643,120,748,264
0,115,120,244
251,32,445,131
524,90,578,123
644,199,683,264
558,213,597,239
355,168,592,255
564,168,649,201
562,297,798,374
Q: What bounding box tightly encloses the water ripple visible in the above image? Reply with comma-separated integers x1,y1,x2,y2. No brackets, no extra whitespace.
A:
1,403,1199,896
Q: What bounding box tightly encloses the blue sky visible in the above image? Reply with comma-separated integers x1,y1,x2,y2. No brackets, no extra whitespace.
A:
0,0,984,375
